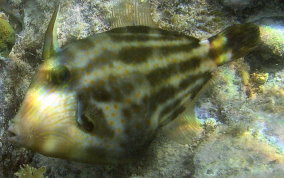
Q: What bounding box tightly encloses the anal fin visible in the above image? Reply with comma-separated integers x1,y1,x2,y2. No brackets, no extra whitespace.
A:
161,102,203,145
162,78,215,145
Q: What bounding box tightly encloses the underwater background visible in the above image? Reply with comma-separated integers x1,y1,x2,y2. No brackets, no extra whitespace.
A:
0,0,284,177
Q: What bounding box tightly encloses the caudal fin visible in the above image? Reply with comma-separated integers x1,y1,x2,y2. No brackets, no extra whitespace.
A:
208,23,260,66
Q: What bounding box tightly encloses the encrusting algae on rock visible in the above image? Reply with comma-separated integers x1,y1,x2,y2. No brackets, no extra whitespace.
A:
0,15,15,57
8,0,260,164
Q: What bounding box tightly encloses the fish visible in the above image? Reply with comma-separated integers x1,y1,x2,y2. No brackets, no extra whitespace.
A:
8,1,260,164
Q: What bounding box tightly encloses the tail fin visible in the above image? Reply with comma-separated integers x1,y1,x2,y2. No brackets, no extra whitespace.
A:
208,23,260,66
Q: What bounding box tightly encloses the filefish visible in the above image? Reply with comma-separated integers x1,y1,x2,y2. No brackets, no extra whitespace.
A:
8,1,259,164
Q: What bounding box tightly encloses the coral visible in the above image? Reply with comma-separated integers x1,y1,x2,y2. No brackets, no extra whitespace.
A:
251,72,269,85
0,17,15,57
14,164,47,178
203,118,218,134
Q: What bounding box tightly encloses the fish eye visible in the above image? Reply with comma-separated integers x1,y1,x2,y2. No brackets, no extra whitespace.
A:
50,65,71,84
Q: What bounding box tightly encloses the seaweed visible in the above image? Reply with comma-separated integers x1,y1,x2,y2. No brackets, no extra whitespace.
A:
0,17,15,57
14,164,47,178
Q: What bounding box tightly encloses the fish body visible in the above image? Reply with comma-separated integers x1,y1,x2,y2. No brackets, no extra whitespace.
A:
9,4,259,164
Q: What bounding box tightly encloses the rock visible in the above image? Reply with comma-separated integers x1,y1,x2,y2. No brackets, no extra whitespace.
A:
255,16,284,58
221,0,254,10
152,0,236,38
194,129,284,177
246,16,284,73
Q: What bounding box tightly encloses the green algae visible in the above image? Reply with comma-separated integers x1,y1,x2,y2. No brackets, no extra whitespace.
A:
15,164,47,178
0,17,15,57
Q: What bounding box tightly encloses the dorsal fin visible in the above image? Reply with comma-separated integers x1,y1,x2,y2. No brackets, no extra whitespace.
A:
109,0,157,28
42,4,60,60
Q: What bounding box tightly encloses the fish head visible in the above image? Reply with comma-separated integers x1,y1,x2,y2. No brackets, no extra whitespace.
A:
8,58,99,162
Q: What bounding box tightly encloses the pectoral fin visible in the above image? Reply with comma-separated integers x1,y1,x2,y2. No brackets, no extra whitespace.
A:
76,98,94,132
76,96,114,138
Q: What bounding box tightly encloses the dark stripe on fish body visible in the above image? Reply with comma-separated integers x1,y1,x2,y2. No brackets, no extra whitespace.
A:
122,108,132,120
146,57,201,85
75,38,96,51
158,42,200,57
108,76,135,100
148,86,176,104
142,72,209,117
91,76,135,102
118,42,199,64
153,77,210,125
84,57,112,74
159,106,186,127
118,46,153,63
159,98,183,119
91,85,127,102
129,103,143,113
142,87,182,119
188,76,212,100
108,33,187,42
92,86,113,102
179,72,212,89
157,82,202,125
108,26,151,34
148,72,208,103
108,26,184,37
122,98,157,123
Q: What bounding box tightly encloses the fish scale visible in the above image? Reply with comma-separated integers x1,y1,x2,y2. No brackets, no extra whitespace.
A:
8,3,259,164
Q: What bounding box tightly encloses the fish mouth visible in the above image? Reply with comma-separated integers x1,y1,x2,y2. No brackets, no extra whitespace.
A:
6,124,23,147
7,124,17,137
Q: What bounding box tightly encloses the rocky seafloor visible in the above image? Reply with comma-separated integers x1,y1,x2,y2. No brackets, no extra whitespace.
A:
0,0,284,177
